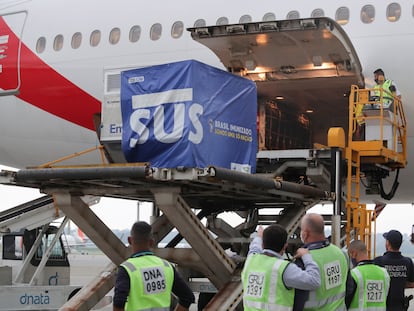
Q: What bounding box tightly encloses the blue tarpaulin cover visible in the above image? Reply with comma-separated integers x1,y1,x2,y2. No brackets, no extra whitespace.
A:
120,60,257,172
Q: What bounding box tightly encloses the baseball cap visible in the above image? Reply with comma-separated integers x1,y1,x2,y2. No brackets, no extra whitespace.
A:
383,229,403,248
374,68,385,76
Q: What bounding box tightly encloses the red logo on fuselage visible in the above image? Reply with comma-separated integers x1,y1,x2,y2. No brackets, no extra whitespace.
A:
0,17,100,131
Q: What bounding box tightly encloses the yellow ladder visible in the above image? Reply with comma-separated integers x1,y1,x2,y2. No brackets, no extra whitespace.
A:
345,146,373,256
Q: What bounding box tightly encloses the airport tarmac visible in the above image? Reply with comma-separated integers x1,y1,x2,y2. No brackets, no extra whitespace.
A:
70,253,414,311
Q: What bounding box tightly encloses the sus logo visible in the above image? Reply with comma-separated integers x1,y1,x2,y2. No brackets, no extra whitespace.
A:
129,88,203,147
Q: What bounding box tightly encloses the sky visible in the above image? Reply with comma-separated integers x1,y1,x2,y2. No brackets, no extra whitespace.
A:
0,178,145,231
0,165,413,236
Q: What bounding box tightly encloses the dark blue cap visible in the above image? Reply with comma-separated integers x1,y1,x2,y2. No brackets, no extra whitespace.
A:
383,229,403,248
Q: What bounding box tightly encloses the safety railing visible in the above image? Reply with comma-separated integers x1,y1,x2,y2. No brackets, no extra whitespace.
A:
349,85,407,166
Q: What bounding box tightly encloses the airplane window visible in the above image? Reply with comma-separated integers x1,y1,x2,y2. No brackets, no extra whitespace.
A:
216,17,229,25
311,9,325,18
90,30,101,47
36,37,46,54
194,19,206,27
129,25,141,42
239,15,252,23
262,12,276,21
71,32,82,49
336,7,350,25
109,27,121,45
171,21,184,39
361,5,375,24
287,11,300,19
387,3,401,22
53,34,64,51
150,23,162,41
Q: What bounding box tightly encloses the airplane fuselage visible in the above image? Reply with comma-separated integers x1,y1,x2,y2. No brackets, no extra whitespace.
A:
0,0,412,201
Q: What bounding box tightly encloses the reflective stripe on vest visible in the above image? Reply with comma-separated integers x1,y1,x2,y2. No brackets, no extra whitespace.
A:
304,244,348,311
268,258,284,303
348,264,389,311
123,259,171,272
374,80,394,106
304,291,346,310
123,261,136,272
244,300,293,311
129,308,170,311
354,268,365,309
349,308,387,311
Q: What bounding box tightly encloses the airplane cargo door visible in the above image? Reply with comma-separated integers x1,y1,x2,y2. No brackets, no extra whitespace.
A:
0,11,27,96
188,17,365,148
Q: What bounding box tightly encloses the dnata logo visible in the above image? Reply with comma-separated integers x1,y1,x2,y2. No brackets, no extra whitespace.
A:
128,88,203,147
20,291,50,305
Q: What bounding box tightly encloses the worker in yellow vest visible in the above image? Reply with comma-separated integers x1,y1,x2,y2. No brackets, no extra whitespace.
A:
346,240,390,311
373,68,401,109
299,213,349,311
242,224,321,311
113,221,195,311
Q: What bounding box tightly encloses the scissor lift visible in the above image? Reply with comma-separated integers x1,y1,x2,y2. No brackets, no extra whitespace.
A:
345,85,407,257
0,156,334,310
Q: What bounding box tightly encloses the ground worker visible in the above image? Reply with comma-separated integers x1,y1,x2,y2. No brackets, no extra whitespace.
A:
113,221,195,311
346,240,390,310
242,224,321,311
374,229,414,311
299,213,349,311
373,68,401,108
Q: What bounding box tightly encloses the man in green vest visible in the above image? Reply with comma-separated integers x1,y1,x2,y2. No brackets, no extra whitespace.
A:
242,224,321,311
373,68,401,109
346,240,390,311
113,221,195,311
299,213,349,311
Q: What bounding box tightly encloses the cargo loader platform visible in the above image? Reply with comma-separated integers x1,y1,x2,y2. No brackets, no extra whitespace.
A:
0,153,336,310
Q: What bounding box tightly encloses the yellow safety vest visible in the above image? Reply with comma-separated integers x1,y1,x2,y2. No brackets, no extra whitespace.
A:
121,255,174,311
355,101,365,125
349,263,390,311
241,253,294,311
304,244,348,311
374,80,395,108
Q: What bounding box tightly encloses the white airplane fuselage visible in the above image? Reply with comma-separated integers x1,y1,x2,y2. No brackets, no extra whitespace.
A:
0,0,413,201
